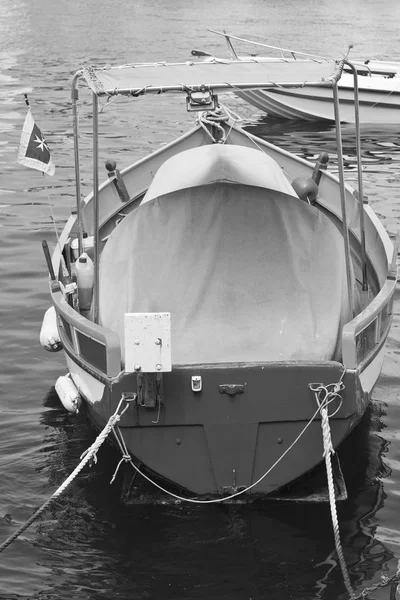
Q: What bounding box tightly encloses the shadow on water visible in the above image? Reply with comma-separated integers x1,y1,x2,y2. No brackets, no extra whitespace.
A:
27,388,395,600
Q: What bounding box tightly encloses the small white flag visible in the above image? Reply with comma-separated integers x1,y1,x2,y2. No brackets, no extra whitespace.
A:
17,108,55,176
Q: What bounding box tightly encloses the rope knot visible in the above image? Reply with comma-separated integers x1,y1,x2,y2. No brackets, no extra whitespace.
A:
197,104,241,144
110,453,131,484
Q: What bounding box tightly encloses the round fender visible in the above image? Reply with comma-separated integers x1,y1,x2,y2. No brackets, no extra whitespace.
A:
55,374,82,414
40,306,62,352
292,177,319,204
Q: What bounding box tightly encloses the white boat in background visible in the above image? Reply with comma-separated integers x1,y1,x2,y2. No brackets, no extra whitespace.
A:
41,55,398,501
198,29,400,125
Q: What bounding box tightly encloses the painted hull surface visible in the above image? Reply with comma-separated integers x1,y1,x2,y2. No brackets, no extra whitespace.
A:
236,75,400,124
67,355,372,497
49,121,397,500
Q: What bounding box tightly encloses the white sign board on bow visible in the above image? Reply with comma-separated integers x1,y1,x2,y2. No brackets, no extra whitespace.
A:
124,312,172,373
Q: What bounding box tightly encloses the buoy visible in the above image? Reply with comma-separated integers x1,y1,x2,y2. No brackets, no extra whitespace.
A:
39,306,62,352
292,177,319,204
55,374,82,414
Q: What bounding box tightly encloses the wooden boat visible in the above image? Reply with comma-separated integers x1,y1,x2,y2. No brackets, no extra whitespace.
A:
42,57,398,500
199,30,400,125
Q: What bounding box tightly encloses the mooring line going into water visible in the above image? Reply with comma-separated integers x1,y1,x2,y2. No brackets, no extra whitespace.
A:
310,378,400,600
309,378,355,598
0,398,129,554
2,391,400,599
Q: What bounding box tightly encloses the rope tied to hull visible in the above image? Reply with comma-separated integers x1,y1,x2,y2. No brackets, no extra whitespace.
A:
309,374,355,598
107,379,352,505
197,104,242,144
0,398,130,554
308,374,400,599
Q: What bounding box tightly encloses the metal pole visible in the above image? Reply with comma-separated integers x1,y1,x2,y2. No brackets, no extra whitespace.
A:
344,59,368,291
333,83,354,317
72,72,83,257
92,92,100,324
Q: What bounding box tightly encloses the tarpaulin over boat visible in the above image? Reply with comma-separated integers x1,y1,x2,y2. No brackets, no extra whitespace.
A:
99,145,356,366
142,145,299,203
82,58,341,97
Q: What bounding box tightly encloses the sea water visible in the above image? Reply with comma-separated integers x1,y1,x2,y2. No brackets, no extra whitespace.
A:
1,1,400,598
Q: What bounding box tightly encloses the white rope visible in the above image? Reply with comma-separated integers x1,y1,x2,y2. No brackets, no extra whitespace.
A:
197,105,242,144
311,378,400,597
309,376,354,597
0,398,129,553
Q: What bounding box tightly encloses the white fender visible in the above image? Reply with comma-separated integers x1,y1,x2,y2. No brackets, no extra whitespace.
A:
55,374,82,414
40,306,62,352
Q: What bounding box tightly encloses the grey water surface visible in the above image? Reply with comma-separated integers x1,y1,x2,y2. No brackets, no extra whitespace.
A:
1,0,400,598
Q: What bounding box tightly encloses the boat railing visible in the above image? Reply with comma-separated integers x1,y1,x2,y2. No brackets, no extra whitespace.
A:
342,236,398,370
51,288,121,379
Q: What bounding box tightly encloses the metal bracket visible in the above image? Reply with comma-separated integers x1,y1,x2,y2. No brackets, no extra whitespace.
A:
122,392,137,403
137,372,163,409
219,384,244,396
124,312,171,373
186,86,218,112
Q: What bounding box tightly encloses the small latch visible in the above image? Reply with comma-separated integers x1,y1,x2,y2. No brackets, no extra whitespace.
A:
191,375,202,392
219,384,244,396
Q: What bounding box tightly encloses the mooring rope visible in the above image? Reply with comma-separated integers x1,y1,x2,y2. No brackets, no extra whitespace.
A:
309,376,355,598
310,377,400,600
3,386,399,598
0,398,129,553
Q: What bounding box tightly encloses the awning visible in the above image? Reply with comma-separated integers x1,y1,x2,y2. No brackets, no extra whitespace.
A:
81,58,343,97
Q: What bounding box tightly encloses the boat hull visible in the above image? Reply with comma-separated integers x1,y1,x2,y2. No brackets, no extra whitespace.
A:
235,77,400,124
65,354,375,497
49,122,397,500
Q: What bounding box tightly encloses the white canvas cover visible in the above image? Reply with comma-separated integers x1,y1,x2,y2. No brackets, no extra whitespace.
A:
99,146,355,366
82,59,340,97
142,145,298,203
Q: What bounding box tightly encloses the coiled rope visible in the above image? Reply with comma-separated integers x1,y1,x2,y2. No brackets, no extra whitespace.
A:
197,105,242,144
0,398,129,553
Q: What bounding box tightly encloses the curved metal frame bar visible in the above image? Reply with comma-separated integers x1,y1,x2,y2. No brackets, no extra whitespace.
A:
71,71,84,257
92,92,100,324
344,59,368,291
332,82,355,317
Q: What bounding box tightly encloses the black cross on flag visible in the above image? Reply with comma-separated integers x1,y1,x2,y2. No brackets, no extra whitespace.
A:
17,108,55,176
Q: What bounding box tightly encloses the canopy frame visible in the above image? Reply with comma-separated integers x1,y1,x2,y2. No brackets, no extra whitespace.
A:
70,57,367,324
